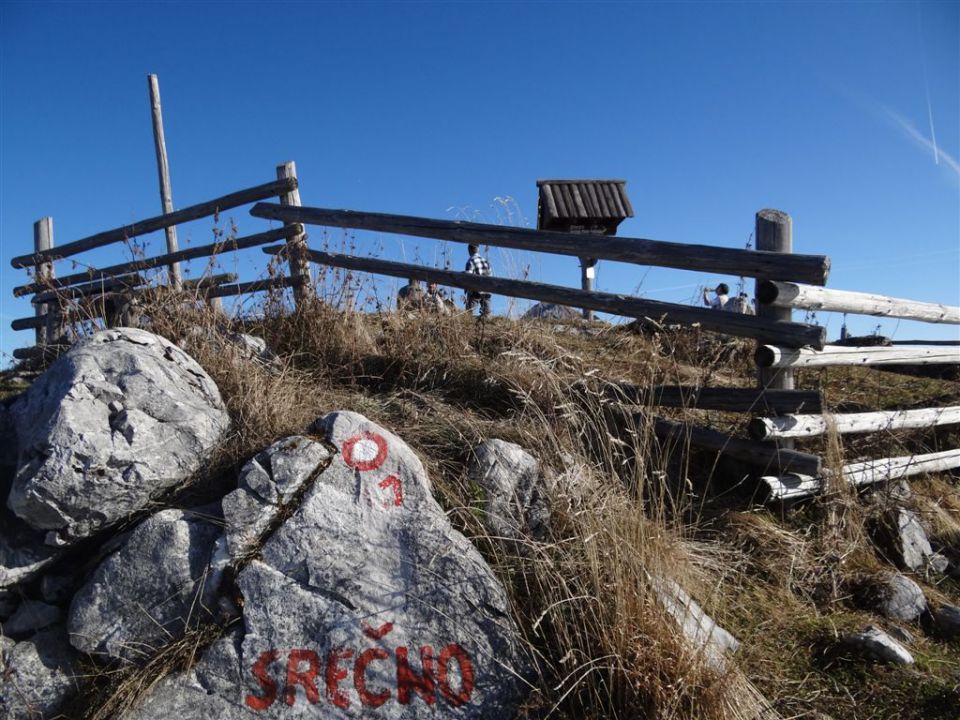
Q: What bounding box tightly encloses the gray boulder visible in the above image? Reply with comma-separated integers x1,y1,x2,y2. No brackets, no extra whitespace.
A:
841,625,914,664
3,600,61,638
0,626,79,719
68,508,221,661
468,439,549,542
932,604,960,640
877,507,948,574
523,302,579,321
8,328,229,544
0,503,60,594
129,411,529,718
652,577,740,670
871,573,928,622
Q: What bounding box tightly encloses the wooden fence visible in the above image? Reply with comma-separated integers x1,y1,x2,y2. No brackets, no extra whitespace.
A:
9,165,960,504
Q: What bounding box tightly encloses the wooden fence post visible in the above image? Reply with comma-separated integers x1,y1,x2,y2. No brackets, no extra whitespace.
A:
755,208,794,448
148,74,181,288
276,161,313,305
33,217,62,348
580,256,597,320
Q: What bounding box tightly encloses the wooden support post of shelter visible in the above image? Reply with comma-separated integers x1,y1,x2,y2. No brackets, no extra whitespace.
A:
276,161,313,305
536,180,635,320
32,217,61,347
148,74,181,288
754,209,794,449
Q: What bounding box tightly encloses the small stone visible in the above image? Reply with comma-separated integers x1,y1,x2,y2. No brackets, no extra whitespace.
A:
468,439,549,541
652,577,740,670
3,600,61,637
842,625,914,664
877,508,943,574
932,604,960,640
872,573,928,622
885,625,914,644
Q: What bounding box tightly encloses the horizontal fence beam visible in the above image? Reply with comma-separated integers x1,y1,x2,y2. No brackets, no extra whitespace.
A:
263,245,826,348
250,203,831,285
757,280,960,325
756,343,960,369
607,383,823,414
203,275,302,299
763,448,960,501
14,225,301,297
10,179,298,269
31,273,146,304
749,406,960,440
652,417,822,475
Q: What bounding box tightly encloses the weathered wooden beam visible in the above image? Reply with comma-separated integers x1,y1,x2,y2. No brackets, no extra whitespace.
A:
276,161,313,304
181,273,238,291
652,417,822,475
203,275,302,299
10,178,298,268
262,245,826,348
148,74,181,288
31,273,146,304
757,280,960,325
250,203,831,285
32,217,58,346
763,448,960,501
749,406,960,440
755,343,960,369
608,383,823,414
13,226,301,297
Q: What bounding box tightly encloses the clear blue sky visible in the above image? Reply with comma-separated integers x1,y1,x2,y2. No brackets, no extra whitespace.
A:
2,1,958,362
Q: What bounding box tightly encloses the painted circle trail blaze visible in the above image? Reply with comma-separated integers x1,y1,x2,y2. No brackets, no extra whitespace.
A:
243,429,475,710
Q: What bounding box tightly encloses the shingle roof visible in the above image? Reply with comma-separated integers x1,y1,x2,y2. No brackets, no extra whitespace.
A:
536,179,635,222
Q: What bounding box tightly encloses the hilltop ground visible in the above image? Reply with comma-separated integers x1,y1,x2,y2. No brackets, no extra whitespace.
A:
3,292,959,719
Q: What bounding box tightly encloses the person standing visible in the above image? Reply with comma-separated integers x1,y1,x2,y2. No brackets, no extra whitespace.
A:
702,283,730,310
464,244,492,317
397,278,424,311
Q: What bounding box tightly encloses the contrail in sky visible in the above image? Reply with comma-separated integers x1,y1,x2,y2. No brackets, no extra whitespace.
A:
917,6,939,165
883,106,960,177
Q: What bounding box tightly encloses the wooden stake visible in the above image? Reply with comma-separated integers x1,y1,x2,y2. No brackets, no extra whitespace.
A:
276,161,313,304
33,217,58,346
148,74,181,288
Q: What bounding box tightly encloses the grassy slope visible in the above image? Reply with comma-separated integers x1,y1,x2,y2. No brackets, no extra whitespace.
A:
6,298,959,719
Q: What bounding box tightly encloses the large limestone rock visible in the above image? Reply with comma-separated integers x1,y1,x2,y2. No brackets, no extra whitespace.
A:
8,328,229,544
468,439,549,542
68,508,221,661
0,626,79,719
129,412,529,718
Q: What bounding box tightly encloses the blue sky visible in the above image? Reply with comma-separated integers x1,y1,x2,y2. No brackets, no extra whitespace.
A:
1,0,958,362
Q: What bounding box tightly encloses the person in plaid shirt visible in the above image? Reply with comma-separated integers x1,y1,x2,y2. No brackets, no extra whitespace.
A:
464,244,492,317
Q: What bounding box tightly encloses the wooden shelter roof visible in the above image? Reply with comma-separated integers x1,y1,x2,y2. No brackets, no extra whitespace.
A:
536,179,635,223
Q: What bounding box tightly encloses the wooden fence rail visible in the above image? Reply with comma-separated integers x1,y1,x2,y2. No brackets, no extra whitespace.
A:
606,383,823,414
262,244,827,348
757,280,960,325
10,178,297,268
749,406,960,440
755,343,960,369
249,203,832,285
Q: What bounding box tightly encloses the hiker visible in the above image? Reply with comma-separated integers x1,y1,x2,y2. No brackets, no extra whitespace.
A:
702,283,730,311
424,282,451,314
464,244,492,317
397,278,424,311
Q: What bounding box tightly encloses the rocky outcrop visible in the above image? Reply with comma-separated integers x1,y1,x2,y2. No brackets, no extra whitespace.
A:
0,626,79,719
468,439,549,541
128,411,530,718
8,328,229,545
67,508,221,662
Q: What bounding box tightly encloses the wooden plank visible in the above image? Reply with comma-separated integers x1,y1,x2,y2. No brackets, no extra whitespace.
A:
540,185,558,220
14,226,300,297
652,417,822,475
182,273,238,291
148,74,181,288
249,203,832,284
569,184,588,217
749,406,960,440
10,178,298,268
763,448,960,501
756,343,960,369
32,273,145,303
552,184,569,217
609,384,823,414
757,280,960,325
204,275,302,299
262,245,826,348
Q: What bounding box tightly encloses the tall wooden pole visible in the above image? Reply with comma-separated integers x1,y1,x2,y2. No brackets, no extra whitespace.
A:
755,209,794,448
580,257,596,320
276,161,314,305
33,217,60,347
148,74,181,288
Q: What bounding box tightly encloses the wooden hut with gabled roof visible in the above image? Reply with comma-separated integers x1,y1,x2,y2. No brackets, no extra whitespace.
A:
535,179,635,318
536,179,634,235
